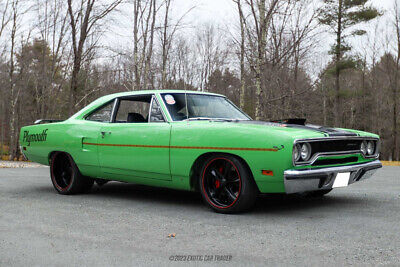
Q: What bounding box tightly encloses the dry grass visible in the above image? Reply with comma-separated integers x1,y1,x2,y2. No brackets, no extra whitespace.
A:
0,155,26,161
381,161,400,166
0,143,9,150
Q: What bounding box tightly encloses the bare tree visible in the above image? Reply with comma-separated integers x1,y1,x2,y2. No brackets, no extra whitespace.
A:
251,0,280,120
159,0,194,89
233,0,246,109
392,0,400,161
195,24,228,91
0,0,11,40
143,0,157,89
0,0,11,158
8,0,24,160
131,0,158,90
160,0,171,88
232,0,318,120
31,0,70,118
67,0,122,115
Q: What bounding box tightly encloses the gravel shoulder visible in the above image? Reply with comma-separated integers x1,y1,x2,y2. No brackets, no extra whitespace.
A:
0,160,47,168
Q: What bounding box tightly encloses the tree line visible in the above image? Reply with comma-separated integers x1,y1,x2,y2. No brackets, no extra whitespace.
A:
0,0,399,161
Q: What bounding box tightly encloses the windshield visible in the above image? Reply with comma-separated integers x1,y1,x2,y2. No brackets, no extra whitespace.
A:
160,93,250,121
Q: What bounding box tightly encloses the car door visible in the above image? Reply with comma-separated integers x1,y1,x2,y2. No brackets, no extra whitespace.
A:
98,94,171,181
74,99,116,178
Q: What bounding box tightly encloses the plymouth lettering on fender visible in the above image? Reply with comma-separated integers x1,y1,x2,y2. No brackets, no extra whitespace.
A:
23,129,48,146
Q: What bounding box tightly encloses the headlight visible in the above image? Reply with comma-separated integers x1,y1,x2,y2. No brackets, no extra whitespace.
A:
293,144,301,162
360,141,367,155
300,143,312,161
367,141,375,155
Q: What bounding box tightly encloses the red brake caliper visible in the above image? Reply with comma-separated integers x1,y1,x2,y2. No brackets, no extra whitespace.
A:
215,166,223,188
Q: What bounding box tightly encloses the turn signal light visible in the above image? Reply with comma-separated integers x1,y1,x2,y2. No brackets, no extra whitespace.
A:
261,170,273,176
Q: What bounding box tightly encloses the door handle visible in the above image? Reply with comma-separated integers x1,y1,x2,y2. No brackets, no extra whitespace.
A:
101,131,111,138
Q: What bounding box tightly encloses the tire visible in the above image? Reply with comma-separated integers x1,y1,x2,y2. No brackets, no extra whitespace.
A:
199,154,258,213
50,152,94,195
306,189,332,198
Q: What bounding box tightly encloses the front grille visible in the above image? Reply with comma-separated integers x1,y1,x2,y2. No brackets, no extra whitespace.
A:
294,138,379,166
312,156,359,166
309,140,362,154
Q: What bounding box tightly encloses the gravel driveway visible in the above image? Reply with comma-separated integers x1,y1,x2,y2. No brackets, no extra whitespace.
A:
0,167,399,266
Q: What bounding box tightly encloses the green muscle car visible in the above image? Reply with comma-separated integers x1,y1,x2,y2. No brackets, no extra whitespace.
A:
19,90,382,213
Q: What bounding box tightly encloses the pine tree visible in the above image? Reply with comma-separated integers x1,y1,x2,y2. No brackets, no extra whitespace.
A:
318,0,380,126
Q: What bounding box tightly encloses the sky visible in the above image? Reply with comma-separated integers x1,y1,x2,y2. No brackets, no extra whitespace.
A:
176,0,395,25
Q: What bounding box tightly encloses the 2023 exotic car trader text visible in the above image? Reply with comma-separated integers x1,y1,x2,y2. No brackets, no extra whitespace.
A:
19,90,382,213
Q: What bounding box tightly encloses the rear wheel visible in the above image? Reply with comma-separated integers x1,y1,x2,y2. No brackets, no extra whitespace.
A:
199,154,258,213
50,152,94,195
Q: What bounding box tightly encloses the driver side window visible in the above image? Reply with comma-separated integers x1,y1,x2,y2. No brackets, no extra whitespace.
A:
115,98,150,123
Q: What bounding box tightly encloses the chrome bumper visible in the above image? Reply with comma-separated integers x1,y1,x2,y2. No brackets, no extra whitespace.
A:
284,160,382,194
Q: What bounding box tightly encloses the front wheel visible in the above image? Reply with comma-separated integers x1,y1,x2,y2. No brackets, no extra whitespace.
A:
50,152,94,195
199,155,258,213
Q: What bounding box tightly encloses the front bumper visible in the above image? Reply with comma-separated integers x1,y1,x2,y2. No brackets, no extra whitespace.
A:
284,160,382,194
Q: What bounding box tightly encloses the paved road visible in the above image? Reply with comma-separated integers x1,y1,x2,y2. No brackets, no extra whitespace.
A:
0,167,399,266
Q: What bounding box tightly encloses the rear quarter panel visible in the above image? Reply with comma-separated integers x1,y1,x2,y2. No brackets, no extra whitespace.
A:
20,123,66,165
19,120,103,178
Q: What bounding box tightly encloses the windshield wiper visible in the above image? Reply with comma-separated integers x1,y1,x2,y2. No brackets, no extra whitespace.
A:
183,117,244,122
183,117,212,121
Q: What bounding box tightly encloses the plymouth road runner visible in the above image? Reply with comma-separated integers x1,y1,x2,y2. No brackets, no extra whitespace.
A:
19,90,382,213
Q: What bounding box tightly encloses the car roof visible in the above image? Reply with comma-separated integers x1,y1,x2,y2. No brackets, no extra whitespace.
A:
106,90,224,99
69,90,225,120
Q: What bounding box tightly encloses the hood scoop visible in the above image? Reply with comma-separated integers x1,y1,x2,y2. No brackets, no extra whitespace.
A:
270,118,306,125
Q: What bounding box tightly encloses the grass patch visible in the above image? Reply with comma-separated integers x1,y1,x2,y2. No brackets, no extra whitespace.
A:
0,143,9,153
0,143,9,160
381,161,400,166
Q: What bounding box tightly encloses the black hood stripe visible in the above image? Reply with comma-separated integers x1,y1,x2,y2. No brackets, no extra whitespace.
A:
235,120,359,137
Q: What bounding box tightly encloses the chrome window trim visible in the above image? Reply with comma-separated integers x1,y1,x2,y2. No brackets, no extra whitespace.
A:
148,95,167,123
148,95,154,123
110,98,119,123
292,137,380,166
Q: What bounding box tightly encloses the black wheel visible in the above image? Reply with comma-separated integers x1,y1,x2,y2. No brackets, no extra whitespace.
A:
50,152,94,195
306,189,332,197
199,154,258,213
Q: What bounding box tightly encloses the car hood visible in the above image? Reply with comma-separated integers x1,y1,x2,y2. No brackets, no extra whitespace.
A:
235,120,359,137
